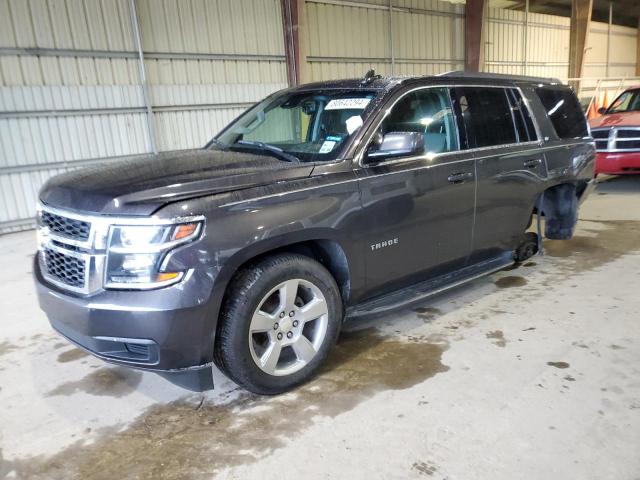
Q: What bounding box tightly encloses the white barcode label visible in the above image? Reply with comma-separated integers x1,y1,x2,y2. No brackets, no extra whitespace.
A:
325,98,371,110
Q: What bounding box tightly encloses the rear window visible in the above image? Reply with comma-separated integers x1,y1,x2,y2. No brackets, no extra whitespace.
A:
534,86,588,139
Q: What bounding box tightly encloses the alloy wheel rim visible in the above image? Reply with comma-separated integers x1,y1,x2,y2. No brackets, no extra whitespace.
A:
248,278,329,376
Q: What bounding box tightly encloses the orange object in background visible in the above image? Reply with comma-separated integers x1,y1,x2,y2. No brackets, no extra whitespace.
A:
587,99,597,119
588,90,611,119
601,90,609,115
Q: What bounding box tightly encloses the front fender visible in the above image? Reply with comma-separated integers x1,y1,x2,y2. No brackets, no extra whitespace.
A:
160,171,364,348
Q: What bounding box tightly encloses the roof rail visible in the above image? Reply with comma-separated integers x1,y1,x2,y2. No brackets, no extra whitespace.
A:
437,70,562,85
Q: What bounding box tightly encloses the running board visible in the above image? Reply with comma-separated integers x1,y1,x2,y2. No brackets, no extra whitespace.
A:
346,252,514,319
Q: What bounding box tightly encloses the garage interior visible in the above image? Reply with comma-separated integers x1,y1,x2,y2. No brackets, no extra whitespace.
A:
1,0,640,479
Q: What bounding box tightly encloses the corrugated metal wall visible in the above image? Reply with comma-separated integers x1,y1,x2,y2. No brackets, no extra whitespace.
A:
137,0,287,151
484,7,638,90
0,0,287,233
485,8,570,80
0,0,147,232
303,0,464,81
1,0,638,234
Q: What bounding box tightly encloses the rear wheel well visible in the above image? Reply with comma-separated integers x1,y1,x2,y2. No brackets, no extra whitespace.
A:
533,182,579,240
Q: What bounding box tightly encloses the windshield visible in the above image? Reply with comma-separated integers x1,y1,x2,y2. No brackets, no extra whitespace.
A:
606,89,640,114
212,89,378,162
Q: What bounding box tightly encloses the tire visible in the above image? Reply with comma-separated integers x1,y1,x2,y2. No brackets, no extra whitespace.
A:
214,253,343,395
514,232,539,262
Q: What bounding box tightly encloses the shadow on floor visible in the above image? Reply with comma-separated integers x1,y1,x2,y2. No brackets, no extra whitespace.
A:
596,175,640,194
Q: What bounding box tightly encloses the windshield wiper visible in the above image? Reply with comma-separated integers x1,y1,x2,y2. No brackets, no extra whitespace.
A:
232,140,300,163
206,138,227,150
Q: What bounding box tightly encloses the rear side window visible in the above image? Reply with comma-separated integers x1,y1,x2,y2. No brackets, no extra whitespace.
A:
534,86,588,139
507,89,538,142
455,87,517,148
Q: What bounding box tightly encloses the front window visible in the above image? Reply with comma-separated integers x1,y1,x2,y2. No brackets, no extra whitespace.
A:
213,89,378,162
377,87,459,155
606,89,640,114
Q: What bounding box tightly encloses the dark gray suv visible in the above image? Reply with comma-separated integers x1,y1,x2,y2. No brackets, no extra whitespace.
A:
34,72,595,394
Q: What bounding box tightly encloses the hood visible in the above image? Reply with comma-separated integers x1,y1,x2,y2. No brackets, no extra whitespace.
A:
589,111,640,129
39,149,315,215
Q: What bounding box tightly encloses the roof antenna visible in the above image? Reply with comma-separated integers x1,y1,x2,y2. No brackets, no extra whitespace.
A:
361,69,381,85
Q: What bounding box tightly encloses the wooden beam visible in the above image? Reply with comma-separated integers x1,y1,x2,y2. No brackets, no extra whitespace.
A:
568,0,593,91
281,0,301,86
637,16,640,76
465,0,486,72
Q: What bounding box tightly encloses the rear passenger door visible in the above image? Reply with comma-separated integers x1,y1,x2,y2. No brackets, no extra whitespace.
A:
453,86,547,262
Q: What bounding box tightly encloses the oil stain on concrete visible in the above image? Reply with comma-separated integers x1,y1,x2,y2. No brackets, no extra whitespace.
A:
412,460,438,476
413,306,442,322
486,330,507,348
57,348,89,363
46,367,142,398
0,341,19,358
547,361,570,369
494,276,527,288
4,330,448,479
545,220,640,274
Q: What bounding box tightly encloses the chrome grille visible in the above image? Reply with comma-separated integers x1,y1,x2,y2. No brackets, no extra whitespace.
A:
43,248,86,288
617,129,639,138
41,210,91,241
37,205,102,294
592,127,640,152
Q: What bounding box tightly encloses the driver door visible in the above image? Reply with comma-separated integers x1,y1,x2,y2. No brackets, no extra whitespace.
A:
354,86,476,298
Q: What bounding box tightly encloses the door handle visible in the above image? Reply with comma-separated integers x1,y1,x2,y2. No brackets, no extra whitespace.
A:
447,172,473,184
523,158,543,169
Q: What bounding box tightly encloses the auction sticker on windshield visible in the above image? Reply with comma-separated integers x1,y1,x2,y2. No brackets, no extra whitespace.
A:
319,140,336,153
325,98,371,110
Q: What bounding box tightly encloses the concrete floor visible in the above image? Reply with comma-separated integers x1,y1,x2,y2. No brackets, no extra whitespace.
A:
1,176,639,480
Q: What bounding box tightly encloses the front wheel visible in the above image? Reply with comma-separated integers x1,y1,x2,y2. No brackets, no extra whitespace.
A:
214,254,343,395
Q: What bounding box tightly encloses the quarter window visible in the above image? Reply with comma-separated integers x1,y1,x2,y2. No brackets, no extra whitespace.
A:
534,86,588,139
507,88,538,142
380,87,459,155
455,87,517,148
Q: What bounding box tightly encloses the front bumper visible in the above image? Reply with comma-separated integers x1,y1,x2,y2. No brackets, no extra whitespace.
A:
595,151,640,175
34,256,217,391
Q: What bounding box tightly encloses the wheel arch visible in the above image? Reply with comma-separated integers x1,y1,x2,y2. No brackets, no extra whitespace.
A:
208,231,353,325
532,181,580,240
228,237,351,303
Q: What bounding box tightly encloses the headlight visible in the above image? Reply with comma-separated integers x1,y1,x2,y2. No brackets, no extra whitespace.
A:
105,222,202,289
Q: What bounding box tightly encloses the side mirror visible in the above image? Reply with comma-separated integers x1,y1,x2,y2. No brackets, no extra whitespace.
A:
597,107,607,115
366,132,425,161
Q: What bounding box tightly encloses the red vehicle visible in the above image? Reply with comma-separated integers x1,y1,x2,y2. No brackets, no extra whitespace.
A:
589,87,640,175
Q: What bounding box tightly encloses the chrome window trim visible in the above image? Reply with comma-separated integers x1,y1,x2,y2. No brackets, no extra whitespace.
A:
355,83,544,168
218,141,590,208
37,202,204,294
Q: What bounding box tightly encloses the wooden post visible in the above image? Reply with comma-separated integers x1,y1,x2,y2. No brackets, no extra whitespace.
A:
465,0,486,73
281,0,301,86
637,17,640,76
568,0,593,92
